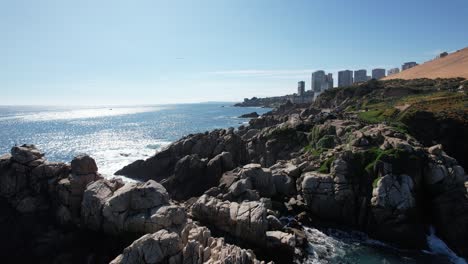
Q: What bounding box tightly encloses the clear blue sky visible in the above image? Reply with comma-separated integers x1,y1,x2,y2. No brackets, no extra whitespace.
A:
2,0,467,105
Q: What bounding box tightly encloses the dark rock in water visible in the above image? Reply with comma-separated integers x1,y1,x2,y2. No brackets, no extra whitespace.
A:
239,112,259,118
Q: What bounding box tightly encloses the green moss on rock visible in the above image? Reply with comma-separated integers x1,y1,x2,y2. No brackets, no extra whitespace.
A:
316,135,337,149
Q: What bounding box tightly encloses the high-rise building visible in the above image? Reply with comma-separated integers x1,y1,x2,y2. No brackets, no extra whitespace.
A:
311,70,326,93
297,81,305,96
387,68,400,75
372,68,386,80
353,69,367,83
402,62,418,71
312,71,334,93
326,73,333,89
338,70,353,87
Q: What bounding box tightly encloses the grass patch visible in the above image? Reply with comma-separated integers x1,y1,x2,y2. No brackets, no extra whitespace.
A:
358,110,385,123
318,157,335,173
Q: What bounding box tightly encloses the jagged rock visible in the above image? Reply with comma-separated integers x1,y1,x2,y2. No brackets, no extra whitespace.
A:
228,178,253,198
266,230,295,249
10,144,44,165
239,164,276,197
71,155,98,175
110,229,183,264
81,179,124,230
428,144,444,156
180,222,267,264
242,129,260,140
191,195,269,245
272,173,295,196
239,112,259,118
206,152,234,185
301,172,342,220
266,215,283,230
371,174,415,212
424,163,448,185
0,162,29,198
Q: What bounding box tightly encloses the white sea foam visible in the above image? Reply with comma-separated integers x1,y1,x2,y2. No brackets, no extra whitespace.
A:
427,226,467,264
303,227,346,263
0,106,164,122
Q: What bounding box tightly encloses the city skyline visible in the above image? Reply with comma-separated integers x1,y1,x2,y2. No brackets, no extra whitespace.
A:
2,0,468,105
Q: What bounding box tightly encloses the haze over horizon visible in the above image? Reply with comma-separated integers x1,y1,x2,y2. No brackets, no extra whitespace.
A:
2,0,468,105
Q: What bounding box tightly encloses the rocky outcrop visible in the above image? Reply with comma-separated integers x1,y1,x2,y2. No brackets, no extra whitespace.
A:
82,179,186,235
239,112,259,118
116,129,246,183
423,145,468,258
161,152,234,200
300,120,468,250
111,222,269,264
191,194,269,246
110,229,183,264
0,145,70,214
180,222,268,264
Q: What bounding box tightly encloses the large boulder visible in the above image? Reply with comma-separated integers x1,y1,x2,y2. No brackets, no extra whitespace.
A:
301,172,350,221
81,179,124,230
110,229,183,264
239,164,276,197
10,144,44,165
81,179,186,235
71,154,98,175
191,194,269,246
162,154,207,200
58,155,102,220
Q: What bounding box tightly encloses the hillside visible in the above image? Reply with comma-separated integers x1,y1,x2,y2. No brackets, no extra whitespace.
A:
314,78,468,169
384,47,468,80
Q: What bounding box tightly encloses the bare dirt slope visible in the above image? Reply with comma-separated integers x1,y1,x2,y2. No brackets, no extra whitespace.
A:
384,47,468,80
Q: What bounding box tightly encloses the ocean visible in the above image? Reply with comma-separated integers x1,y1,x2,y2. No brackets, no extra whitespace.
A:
0,103,270,177
0,103,465,264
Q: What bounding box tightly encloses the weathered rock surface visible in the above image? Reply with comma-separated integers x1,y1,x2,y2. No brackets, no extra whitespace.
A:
111,222,269,264
82,179,186,235
110,229,183,264
191,194,269,246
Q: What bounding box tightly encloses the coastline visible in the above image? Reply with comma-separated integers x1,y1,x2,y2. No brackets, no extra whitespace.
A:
0,79,467,263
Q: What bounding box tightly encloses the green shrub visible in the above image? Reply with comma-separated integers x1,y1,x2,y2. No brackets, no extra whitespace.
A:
316,135,336,149
357,110,385,123
308,125,336,146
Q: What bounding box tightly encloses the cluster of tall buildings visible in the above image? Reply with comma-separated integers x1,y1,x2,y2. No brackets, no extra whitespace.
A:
294,60,420,96
337,68,386,87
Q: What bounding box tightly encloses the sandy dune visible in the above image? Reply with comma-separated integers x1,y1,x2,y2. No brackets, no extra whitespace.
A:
384,47,468,80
